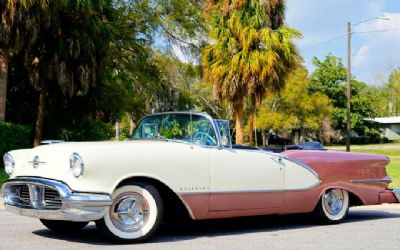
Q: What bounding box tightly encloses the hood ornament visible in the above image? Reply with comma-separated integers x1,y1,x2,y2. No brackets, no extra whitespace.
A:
29,156,46,168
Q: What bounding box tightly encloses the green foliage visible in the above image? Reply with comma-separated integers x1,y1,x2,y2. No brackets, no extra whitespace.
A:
202,0,301,143
0,169,8,186
339,135,388,145
203,0,301,109
386,68,400,115
310,55,383,136
160,120,183,139
57,118,114,141
0,122,32,167
255,65,332,141
3,0,208,143
309,55,347,107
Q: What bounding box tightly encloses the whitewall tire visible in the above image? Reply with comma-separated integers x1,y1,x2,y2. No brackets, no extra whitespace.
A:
315,188,349,224
96,182,163,243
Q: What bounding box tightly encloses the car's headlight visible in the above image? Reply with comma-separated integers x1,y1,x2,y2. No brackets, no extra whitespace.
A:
69,152,84,178
3,153,15,176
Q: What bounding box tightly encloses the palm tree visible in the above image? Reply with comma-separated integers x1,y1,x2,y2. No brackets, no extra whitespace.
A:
0,0,43,121
0,48,7,121
11,0,114,146
202,0,300,144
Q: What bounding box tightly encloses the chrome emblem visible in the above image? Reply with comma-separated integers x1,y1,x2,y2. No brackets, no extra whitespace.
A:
29,156,45,168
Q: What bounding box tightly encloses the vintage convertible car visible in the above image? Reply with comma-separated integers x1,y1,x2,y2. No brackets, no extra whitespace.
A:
1,111,400,242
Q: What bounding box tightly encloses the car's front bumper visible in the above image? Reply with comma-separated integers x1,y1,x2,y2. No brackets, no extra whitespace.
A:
1,177,112,222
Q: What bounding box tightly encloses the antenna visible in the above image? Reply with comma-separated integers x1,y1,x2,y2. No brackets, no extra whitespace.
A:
189,109,193,145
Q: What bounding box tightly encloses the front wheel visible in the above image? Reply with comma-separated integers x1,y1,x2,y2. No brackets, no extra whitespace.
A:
95,182,163,243
314,188,349,224
40,219,89,233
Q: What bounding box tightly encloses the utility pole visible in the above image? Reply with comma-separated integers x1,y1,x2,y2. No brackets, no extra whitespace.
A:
346,22,351,152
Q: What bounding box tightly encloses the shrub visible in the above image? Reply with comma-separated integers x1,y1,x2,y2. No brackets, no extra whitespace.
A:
0,122,32,168
337,135,389,145
57,118,114,141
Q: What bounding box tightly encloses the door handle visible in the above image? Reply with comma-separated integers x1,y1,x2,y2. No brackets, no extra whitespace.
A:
271,156,284,170
271,156,283,163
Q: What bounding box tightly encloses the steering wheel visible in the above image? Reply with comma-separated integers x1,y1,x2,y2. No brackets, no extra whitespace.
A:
192,132,216,146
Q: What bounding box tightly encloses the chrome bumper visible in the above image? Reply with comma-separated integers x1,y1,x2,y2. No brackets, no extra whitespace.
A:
394,188,400,202
1,177,112,222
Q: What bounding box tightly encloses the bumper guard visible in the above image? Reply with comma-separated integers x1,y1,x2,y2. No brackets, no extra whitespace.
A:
1,177,112,222
394,188,400,202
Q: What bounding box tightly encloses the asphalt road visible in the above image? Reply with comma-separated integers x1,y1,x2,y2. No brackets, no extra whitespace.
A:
1,204,400,250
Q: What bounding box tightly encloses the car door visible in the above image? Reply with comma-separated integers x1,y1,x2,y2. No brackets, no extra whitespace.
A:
209,148,285,211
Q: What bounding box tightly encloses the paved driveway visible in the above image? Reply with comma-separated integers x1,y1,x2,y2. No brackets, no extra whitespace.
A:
0,204,400,250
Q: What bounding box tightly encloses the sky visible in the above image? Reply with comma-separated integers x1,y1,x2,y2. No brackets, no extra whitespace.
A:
286,0,400,85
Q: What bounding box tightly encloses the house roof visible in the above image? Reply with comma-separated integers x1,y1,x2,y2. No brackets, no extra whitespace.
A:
365,116,400,124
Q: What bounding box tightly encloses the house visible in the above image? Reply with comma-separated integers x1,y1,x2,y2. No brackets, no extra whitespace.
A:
366,116,400,141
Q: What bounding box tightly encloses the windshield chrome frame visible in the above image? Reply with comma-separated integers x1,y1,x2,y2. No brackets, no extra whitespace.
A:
215,119,232,149
132,111,223,149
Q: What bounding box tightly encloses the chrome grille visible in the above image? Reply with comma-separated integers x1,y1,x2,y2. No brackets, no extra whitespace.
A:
4,184,62,210
44,188,62,207
18,185,31,206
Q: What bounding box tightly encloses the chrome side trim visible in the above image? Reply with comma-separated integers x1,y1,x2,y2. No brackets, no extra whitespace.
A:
208,190,285,194
41,140,65,145
351,177,392,183
177,182,323,196
394,188,400,202
1,177,112,222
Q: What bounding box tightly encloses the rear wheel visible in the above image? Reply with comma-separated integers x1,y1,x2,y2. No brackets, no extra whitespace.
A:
95,182,163,243
315,188,349,224
40,219,89,233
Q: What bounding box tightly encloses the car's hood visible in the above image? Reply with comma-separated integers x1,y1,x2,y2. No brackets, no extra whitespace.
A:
7,140,190,181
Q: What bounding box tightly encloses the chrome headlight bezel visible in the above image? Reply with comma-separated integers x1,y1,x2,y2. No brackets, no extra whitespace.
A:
3,153,15,176
69,152,84,178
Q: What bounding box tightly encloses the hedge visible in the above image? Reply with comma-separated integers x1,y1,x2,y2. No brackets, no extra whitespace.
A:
338,135,389,145
0,122,32,168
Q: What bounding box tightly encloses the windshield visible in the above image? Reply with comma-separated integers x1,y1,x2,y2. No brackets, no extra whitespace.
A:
132,113,218,146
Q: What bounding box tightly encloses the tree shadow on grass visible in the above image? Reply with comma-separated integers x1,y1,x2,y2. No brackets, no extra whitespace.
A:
32,208,400,246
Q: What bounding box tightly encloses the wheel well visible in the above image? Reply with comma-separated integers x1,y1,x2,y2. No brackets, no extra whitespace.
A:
116,177,192,222
316,188,364,210
348,191,364,207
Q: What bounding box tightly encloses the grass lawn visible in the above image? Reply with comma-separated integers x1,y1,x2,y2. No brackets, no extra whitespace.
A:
327,145,400,188
0,169,8,186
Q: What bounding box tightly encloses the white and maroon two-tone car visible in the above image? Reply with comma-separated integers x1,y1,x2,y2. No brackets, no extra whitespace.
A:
1,111,399,242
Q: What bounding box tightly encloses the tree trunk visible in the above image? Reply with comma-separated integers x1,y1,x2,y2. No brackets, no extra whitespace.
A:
33,82,48,147
129,118,135,136
265,130,270,146
0,49,8,122
235,105,244,144
300,128,305,142
249,113,254,146
293,130,299,144
261,129,266,146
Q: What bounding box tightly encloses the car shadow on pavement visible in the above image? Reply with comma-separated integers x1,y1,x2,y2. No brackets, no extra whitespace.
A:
32,209,400,245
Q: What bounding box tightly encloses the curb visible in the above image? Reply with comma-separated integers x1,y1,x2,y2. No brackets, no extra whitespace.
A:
352,203,400,211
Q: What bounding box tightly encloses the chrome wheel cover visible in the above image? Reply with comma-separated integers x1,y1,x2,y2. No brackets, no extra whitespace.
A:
323,189,345,216
110,192,150,233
